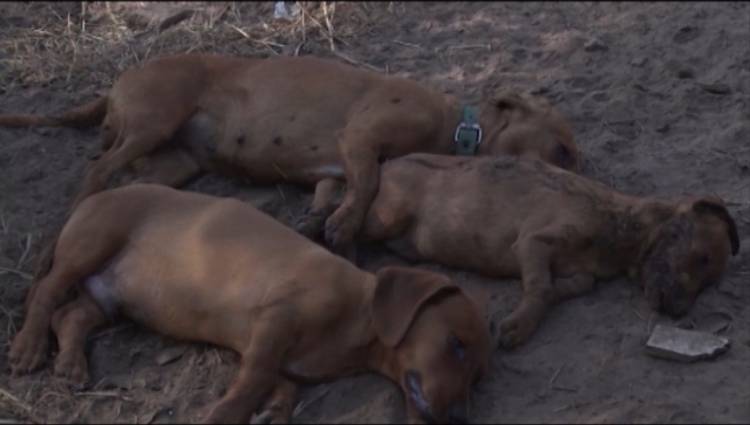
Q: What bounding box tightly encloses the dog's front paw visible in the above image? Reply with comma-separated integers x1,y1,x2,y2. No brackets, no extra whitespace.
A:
498,314,536,349
203,399,248,424
251,397,294,424
295,211,326,241
54,349,90,386
250,410,274,424
9,329,49,376
324,208,358,250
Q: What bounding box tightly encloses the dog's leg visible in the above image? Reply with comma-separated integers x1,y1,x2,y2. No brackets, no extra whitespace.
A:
553,274,595,301
296,178,344,240
499,272,595,349
324,104,437,251
405,400,430,425
252,378,298,424
324,142,380,251
9,269,84,374
203,358,279,424
72,131,171,208
203,317,291,424
131,147,202,187
10,233,119,375
499,234,558,348
50,292,108,385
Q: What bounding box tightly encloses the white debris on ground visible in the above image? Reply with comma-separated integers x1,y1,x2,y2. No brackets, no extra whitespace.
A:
646,324,731,362
274,2,300,20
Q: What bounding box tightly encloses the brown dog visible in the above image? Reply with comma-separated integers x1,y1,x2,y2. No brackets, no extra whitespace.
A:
307,154,740,348
0,53,577,250
9,184,490,424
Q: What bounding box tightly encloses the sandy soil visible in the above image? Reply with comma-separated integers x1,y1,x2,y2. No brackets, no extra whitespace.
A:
0,2,749,423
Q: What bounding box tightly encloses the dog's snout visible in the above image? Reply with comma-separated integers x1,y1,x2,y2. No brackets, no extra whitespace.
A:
661,296,690,318
447,402,468,424
652,283,694,318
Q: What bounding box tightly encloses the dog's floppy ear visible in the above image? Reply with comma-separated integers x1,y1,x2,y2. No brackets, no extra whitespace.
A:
372,266,460,348
490,92,535,132
692,197,740,256
493,91,534,115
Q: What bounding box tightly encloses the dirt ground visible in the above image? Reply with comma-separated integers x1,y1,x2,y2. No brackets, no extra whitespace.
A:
1,1,749,423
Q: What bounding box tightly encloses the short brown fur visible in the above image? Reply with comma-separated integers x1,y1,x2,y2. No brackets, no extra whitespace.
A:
306,154,740,348
9,184,490,424
0,53,577,251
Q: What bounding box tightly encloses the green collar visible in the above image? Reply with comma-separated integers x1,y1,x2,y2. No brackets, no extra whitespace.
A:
453,105,482,155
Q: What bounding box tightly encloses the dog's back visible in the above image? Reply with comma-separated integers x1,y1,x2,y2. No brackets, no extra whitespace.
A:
55,184,363,346
363,154,630,276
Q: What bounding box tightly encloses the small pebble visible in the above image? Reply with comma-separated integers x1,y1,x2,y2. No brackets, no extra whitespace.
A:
674,26,701,44
156,345,187,366
584,38,608,52
656,123,670,133
631,56,648,67
699,82,731,95
677,69,695,79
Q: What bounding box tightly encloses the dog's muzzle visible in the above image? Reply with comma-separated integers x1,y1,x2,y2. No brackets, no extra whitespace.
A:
406,371,436,423
405,371,469,424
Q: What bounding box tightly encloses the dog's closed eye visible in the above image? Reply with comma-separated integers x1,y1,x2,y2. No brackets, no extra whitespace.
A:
554,143,571,165
447,334,466,361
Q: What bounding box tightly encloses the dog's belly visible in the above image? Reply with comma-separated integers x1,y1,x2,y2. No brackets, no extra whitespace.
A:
405,212,521,278
178,58,375,185
227,156,345,185
82,252,263,352
178,109,344,185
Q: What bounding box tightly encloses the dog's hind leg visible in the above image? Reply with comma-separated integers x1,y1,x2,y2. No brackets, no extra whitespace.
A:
72,139,157,208
50,292,108,385
10,204,125,375
10,268,88,374
553,274,595,301
71,122,184,209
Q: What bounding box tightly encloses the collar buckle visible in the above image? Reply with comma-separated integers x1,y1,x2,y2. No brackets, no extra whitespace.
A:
454,106,482,156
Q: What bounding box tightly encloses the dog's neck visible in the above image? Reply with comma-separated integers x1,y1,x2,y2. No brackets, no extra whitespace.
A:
278,274,397,383
441,97,516,157
477,103,504,149
475,101,520,156
618,197,678,278
441,100,490,156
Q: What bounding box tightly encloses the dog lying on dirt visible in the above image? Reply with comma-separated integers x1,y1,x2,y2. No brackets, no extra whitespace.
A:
0,53,577,251
9,183,490,424
303,154,740,348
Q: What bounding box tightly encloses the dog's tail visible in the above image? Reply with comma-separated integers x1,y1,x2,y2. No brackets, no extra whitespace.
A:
0,95,108,129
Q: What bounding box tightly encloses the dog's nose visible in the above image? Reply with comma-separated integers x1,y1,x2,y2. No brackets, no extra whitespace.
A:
447,403,468,425
659,291,691,318
662,300,689,318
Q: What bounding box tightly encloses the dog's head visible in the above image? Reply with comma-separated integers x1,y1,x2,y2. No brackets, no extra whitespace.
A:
371,266,490,424
482,92,579,172
639,197,739,317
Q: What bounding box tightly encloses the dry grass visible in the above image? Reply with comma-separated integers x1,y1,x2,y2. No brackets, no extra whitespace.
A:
0,386,44,423
0,1,390,94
